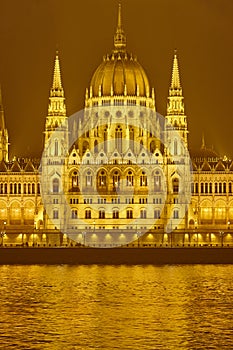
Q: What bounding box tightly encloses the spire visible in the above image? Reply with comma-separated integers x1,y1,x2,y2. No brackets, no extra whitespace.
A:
171,51,181,89
201,133,206,149
166,51,188,146
167,50,184,115
117,3,122,27
0,85,8,161
45,52,68,146
51,52,64,97
47,52,66,117
0,86,5,130
114,4,126,52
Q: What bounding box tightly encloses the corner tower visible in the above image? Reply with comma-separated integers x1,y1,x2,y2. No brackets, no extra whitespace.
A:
165,52,188,151
44,52,67,146
41,53,68,231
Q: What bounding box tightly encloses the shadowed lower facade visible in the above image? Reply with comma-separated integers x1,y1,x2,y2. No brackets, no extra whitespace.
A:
0,5,232,247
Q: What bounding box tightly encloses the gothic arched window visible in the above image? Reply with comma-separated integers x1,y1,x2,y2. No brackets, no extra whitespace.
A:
129,127,134,151
140,171,147,186
71,209,78,219
174,139,178,155
140,209,147,219
126,171,134,186
115,126,122,153
113,171,120,189
98,170,106,187
53,178,59,193
172,178,179,193
72,171,79,189
154,171,161,192
86,171,92,186
54,140,58,156
112,209,119,219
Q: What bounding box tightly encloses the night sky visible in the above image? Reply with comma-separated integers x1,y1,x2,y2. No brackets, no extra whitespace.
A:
0,0,232,159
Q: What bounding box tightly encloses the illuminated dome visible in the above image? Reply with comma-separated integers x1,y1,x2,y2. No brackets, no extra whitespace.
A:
90,52,150,97
86,4,154,105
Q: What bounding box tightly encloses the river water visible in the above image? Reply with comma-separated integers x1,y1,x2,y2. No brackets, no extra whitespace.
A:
0,265,232,349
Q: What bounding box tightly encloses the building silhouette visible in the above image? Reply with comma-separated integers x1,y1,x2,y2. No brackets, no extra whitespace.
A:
0,5,232,247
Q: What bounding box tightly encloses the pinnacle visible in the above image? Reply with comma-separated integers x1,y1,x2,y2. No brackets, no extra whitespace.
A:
113,4,126,52
171,52,181,89
52,53,63,90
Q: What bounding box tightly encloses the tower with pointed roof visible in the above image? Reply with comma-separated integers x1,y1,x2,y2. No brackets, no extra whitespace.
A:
45,52,67,144
166,52,188,150
42,52,68,231
0,88,8,162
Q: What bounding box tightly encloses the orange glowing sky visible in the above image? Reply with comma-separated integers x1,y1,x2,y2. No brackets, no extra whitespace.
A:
0,0,232,159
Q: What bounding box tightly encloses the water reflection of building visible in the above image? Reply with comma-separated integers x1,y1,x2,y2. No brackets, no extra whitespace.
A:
0,5,232,247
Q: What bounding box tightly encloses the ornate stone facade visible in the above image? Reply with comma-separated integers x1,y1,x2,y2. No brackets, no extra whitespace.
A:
0,5,232,247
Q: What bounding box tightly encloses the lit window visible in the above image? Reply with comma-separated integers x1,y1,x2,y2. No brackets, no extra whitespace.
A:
126,171,134,186
72,171,79,188
154,172,161,192
98,171,106,187
113,171,120,189
140,172,147,186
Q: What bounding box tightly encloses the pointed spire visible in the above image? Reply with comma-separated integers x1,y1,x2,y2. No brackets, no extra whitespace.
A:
47,52,66,117
0,86,5,130
51,52,64,96
0,85,8,161
117,3,122,27
171,51,181,89
167,51,185,116
114,4,126,52
201,133,206,149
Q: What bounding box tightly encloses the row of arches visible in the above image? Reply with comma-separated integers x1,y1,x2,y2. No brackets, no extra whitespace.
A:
0,182,40,195
68,208,164,220
0,200,36,224
50,169,180,194
67,168,168,193
192,182,232,194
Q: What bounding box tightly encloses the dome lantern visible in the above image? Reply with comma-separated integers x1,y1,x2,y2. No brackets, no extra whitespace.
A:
85,4,155,110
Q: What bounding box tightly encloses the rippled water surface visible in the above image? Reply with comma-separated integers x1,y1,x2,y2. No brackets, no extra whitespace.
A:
0,265,232,349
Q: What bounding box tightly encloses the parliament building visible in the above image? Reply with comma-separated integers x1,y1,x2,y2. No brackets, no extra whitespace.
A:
0,5,232,247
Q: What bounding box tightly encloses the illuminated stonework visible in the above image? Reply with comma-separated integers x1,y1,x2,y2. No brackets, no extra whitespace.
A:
0,5,232,247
